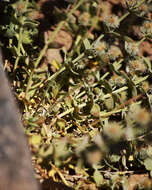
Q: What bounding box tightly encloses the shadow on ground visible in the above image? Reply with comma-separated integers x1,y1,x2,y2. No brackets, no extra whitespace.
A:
41,179,74,190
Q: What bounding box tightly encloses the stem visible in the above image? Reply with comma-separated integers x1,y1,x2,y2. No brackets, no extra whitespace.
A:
35,21,65,68
58,103,87,118
76,91,86,99
25,70,34,99
103,75,148,99
14,0,29,71
58,108,74,118
104,159,118,171
137,36,146,45
47,66,66,82
72,52,85,64
86,0,102,36
110,31,121,38
101,72,110,80
50,163,70,187
35,0,85,69
25,0,85,100
100,108,127,118
119,12,130,23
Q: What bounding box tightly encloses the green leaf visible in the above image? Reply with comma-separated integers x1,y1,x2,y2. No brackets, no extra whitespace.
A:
65,96,72,108
93,169,103,187
83,38,91,50
57,119,66,130
102,80,112,93
143,56,152,72
39,145,53,157
24,19,39,29
122,155,128,169
90,103,100,117
110,154,120,163
52,84,59,98
144,158,152,171
22,30,33,44
29,134,42,146
113,60,122,71
104,97,114,110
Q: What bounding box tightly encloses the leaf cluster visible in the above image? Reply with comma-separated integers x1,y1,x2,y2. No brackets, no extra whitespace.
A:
1,0,152,189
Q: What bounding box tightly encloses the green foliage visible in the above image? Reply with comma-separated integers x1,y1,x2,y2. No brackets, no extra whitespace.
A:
1,0,152,189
